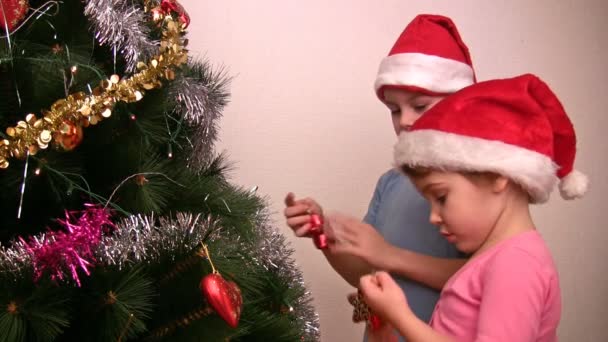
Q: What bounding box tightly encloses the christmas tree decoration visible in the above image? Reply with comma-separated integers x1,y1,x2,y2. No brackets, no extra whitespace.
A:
158,0,190,28
0,0,29,32
348,291,384,331
0,0,319,339
53,120,84,151
200,273,243,328
199,244,243,328
309,214,328,249
17,205,114,286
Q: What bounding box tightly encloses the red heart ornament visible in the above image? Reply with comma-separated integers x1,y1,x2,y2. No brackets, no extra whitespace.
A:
0,0,29,32
200,273,242,328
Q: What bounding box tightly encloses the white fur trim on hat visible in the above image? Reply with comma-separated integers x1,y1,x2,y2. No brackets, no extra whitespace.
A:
394,129,560,203
559,169,589,199
374,52,475,94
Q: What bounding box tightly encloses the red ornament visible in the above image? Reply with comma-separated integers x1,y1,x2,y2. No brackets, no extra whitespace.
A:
200,273,242,328
0,0,29,32
309,214,328,249
368,314,383,331
54,121,84,151
159,0,190,28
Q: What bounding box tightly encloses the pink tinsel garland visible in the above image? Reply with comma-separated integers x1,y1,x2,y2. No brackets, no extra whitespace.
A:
19,204,114,286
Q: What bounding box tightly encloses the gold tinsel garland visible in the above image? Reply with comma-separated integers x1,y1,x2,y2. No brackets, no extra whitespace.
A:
0,0,189,169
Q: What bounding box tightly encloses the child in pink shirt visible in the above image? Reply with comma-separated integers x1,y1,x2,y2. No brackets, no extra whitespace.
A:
357,74,588,341
430,230,560,341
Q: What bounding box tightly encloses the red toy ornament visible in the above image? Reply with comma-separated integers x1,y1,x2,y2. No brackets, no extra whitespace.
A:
309,214,328,249
200,273,243,328
0,0,29,32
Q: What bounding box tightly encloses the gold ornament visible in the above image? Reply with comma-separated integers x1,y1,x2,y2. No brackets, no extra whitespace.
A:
0,0,190,169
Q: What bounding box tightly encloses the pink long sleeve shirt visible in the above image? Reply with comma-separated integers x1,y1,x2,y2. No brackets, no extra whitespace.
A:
430,230,561,342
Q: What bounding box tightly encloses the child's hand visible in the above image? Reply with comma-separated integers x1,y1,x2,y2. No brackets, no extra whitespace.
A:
325,213,393,268
283,192,324,238
359,271,410,325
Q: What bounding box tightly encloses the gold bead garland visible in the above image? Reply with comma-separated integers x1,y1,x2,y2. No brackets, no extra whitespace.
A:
0,0,189,169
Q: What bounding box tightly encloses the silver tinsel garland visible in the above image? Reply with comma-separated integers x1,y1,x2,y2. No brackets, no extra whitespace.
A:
252,209,321,341
96,212,223,268
83,0,158,72
167,61,231,169
0,243,32,277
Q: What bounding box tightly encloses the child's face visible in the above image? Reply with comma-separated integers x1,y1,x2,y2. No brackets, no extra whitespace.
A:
411,171,506,254
382,88,445,135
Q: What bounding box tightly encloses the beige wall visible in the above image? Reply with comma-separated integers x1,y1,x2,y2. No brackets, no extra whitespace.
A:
183,1,607,340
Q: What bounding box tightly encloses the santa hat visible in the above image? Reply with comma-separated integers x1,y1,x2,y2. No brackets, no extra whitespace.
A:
394,74,588,203
375,14,475,99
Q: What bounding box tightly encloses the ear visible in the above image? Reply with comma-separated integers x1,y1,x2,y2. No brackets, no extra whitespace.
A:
492,175,510,194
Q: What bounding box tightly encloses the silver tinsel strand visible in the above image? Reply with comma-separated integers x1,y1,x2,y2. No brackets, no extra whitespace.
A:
96,212,220,268
0,244,33,280
168,60,231,169
84,0,157,72
169,76,218,168
252,209,321,341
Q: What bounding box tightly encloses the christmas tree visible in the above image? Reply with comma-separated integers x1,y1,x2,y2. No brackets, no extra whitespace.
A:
0,0,319,340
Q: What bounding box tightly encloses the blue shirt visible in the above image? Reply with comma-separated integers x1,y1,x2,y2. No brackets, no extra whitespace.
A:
362,169,461,341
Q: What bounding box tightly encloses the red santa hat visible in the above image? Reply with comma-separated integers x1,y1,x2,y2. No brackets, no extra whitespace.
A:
375,14,476,99
394,74,588,203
